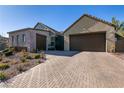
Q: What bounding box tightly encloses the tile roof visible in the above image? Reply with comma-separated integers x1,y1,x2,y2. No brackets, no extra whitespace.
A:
34,22,58,33
7,28,33,33
8,22,59,34
116,30,124,38
63,14,116,33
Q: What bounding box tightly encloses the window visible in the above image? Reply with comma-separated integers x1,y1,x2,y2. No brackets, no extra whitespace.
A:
12,36,14,45
16,35,19,45
51,37,55,41
51,42,55,46
22,34,26,42
50,37,55,46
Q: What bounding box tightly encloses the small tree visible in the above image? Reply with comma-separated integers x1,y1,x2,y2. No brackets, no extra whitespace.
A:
112,17,124,31
112,17,124,38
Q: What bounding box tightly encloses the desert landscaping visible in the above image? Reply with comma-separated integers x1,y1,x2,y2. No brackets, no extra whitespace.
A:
1,7,124,88
0,48,46,82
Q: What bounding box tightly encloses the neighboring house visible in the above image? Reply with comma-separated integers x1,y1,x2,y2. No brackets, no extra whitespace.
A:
0,35,9,51
8,22,64,52
63,14,116,52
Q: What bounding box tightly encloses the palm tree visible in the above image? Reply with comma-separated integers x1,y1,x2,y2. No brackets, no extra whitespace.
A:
112,17,124,31
112,17,124,37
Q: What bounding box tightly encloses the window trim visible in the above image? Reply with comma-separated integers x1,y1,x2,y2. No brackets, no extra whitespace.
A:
22,34,26,42
12,36,14,45
16,35,19,45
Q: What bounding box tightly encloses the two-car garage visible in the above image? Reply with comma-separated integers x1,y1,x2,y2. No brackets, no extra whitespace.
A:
69,32,106,52
64,14,116,52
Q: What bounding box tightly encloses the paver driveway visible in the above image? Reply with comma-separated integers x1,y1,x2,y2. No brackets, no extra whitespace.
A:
1,51,124,88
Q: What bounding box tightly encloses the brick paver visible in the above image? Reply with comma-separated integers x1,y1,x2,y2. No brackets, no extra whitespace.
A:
1,51,124,88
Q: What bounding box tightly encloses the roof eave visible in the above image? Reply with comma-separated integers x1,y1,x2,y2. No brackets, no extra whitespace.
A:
34,22,58,33
63,14,116,34
7,28,33,34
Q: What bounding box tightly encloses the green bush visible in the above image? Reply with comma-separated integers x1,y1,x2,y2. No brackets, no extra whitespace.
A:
34,54,41,59
32,48,36,53
37,60,41,64
25,56,32,59
20,57,26,63
2,48,14,57
10,47,15,51
17,64,27,73
2,48,9,53
4,50,13,56
0,72,7,81
23,53,28,58
0,64,9,70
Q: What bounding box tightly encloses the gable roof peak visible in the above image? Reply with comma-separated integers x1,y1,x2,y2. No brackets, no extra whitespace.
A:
83,14,116,27
34,22,58,33
63,13,116,33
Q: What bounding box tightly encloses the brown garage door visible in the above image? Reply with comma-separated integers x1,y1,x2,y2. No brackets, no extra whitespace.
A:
70,32,106,52
36,34,46,51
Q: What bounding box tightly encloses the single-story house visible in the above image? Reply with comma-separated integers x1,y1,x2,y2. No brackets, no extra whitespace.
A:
8,14,124,52
64,14,116,52
8,22,64,52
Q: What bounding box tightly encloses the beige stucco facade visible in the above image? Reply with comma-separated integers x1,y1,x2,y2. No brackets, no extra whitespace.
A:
64,16,116,52
8,29,56,52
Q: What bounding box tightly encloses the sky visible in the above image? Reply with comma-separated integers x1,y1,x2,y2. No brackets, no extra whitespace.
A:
0,5,124,37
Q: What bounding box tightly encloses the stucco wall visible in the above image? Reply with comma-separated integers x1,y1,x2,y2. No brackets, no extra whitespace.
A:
9,29,56,52
9,30,31,51
29,30,50,52
115,37,124,52
64,16,116,52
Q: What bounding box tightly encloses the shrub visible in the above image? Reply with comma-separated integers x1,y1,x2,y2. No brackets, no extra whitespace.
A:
37,60,41,64
2,47,14,57
4,50,13,56
20,57,26,63
17,64,27,73
10,47,15,51
10,47,15,54
32,48,36,53
21,49,27,52
2,48,9,53
11,61,18,65
41,52,46,59
2,47,14,54
0,72,7,81
25,55,32,59
23,52,28,58
36,59,45,64
7,71,16,78
0,64,9,70
2,59,10,63
21,49,28,57
34,54,41,59
23,62,31,67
